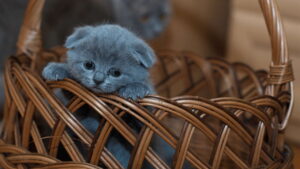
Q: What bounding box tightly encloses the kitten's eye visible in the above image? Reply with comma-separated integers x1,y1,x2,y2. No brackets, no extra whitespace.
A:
108,68,121,77
141,14,150,22
84,61,95,70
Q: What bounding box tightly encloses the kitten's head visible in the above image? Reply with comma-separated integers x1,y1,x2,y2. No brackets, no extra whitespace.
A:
112,0,171,39
65,25,156,93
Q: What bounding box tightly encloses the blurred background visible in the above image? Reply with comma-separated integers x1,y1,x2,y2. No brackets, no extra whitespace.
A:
0,0,299,166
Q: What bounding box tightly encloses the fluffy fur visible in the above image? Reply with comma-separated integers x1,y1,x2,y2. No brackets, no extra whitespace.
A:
43,24,156,100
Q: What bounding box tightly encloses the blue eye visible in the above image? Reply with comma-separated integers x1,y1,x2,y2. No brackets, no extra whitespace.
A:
108,68,121,77
84,61,95,70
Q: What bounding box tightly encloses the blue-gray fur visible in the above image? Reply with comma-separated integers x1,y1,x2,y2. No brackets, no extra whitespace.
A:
43,24,156,100
43,0,171,48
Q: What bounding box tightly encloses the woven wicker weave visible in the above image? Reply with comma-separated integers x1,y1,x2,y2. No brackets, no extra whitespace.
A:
0,0,295,168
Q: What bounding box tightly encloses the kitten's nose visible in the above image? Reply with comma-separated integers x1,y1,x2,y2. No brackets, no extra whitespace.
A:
93,72,105,85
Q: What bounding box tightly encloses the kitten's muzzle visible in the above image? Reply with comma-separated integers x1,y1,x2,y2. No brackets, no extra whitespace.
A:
93,72,105,85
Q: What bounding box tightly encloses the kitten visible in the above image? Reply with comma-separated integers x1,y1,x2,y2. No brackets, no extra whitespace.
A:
43,24,156,100
42,0,171,48
42,25,194,168
42,24,156,168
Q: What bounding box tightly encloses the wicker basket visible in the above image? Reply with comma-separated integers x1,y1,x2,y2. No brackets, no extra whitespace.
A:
0,0,295,168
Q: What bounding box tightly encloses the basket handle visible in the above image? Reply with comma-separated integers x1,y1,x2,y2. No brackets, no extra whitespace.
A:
259,0,294,131
259,0,294,85
16,0,294,130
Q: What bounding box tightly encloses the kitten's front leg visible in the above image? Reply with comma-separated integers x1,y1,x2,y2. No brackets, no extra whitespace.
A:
118,83,153,100
42,62,70,81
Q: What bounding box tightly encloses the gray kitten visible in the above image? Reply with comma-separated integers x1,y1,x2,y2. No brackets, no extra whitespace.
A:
43,24,156,100
42,25,194,169
42,24,156,167
43,0,171,48
41,23,192,166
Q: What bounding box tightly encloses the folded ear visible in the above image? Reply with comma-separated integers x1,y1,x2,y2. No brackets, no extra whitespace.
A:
65,26,93,49
132,42,156,69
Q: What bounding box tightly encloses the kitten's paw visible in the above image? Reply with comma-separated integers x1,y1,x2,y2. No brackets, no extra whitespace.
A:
118,84,151,100
42,62,69,81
